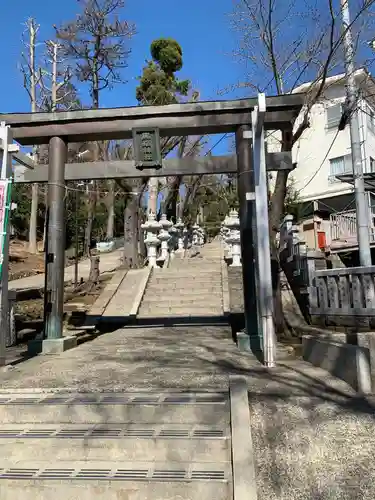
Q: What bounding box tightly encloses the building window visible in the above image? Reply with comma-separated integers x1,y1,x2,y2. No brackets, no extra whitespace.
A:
370,157,375,172
326,103,342,129
329,154,352,183
368,108,375,133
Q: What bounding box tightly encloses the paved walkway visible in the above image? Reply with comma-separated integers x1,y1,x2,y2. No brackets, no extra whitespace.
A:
9,248,123,290
0,324,374,498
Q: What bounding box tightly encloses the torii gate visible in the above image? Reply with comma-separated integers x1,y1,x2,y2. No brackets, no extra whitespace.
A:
0,93,303,367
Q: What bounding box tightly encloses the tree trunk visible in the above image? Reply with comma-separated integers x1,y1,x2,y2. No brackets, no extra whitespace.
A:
42,185,48,250
269,130,293,336
147,177,158,216
106,180,115,239
84,184,96,256
160,176,180,222
26,20,38,254
28,183,38,254
123,187,140,269
88,255,100,286
84,143,100,256
166,187,178,222
139,215,147,261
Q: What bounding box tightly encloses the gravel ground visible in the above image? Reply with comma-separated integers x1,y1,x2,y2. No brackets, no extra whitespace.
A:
249,382,375,499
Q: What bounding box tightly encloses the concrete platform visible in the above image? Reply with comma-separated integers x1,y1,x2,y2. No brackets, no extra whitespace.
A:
0,424,230,462
0,460,232,500
2,268,375,500
28,336,77,356
0,392,230,425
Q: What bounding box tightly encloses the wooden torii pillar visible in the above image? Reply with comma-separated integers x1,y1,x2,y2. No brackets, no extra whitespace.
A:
236,94,276,367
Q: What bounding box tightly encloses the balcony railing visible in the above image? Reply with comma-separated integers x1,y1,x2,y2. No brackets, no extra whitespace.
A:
329,209,375,245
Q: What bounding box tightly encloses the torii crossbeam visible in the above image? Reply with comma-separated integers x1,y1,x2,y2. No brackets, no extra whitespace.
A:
0,93,304,364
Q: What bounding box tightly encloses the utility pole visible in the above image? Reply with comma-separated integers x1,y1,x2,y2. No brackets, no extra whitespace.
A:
340,0,372,265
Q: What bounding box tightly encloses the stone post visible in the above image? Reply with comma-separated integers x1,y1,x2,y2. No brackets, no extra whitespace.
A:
222,215,231,253
279,214,294,251
197,226,205,246
159,214,172,262
192,223,200,246
158,229,170,261
6,290,16,347
168,225,178,260
226,210,241,266
141,213,161,268
175,217,185,252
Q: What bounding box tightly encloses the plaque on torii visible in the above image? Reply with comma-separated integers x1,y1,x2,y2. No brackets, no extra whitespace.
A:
132,127,162,170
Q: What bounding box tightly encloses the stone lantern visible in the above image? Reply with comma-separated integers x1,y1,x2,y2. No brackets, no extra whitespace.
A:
183,226,190,249
159,214,173,261
192,223,200,246
174,217,185,252
222,215,231,252
226,209,241,266
160,214,173,232
198,226,205,246
168,225,178,259
141,213,161,267
219,221,227,241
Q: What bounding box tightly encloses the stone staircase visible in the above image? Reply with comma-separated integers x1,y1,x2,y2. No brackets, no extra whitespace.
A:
137,242,225,320
0,390,233,499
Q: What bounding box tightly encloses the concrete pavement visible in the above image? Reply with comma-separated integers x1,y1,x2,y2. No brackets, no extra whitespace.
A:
0,325,374,498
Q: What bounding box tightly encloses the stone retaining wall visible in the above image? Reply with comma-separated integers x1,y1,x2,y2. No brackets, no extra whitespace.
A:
227,267,244,314
302,334,373,394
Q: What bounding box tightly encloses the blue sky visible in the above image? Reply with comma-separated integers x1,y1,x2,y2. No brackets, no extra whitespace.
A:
0,0,242,155
0,1,242,106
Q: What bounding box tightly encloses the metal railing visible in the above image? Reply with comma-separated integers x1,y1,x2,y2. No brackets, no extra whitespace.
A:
329,209,375,243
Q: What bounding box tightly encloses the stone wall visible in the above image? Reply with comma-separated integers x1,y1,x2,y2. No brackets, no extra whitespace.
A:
302,334,373,394
227,267,245,337
227,267,244,314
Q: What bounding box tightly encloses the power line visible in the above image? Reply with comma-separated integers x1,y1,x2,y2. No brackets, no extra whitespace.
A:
297,128,341,193
204,133,230,156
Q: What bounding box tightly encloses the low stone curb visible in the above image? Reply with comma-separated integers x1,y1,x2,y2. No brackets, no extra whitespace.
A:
229,375,258,500
129,266,152,318
220,244,230,316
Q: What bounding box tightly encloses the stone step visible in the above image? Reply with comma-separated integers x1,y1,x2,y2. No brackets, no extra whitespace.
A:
0,424,230,463
149,274,221,285
141,293,222,308
187,255,221,258
140,301,223,308
145,283,222,294
0,392,229,425
145,286,223,295
0,460,231,500
149,280,222,287
150,277,222,286
145,290,222,298
139,300,223,315
0,388,232,500
167,270,221,275
142,293,223,302
138,308,224,317
153,268,221,274
157,270,221,276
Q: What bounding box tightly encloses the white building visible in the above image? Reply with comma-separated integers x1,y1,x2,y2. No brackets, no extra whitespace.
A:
270,68,375,256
